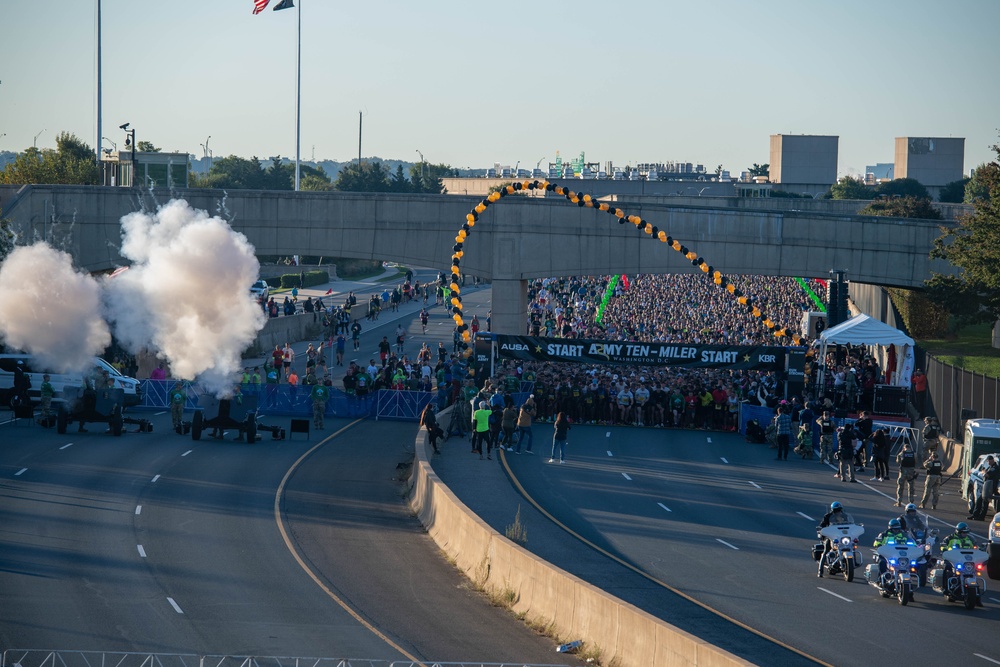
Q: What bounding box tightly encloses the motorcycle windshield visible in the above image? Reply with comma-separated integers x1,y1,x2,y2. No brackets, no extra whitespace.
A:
876,544,924,561
820,523,865,541
942,548,988,566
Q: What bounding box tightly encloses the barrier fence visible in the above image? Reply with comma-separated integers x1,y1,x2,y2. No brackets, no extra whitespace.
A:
926,353,1000,440
0,651,564,667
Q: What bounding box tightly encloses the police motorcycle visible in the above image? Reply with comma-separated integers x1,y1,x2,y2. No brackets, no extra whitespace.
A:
815,523,865,582
930,545,989,610
865,537,924,605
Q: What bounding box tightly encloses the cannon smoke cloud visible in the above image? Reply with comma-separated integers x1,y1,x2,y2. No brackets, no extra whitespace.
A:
0,243,112,372
104,199,266,394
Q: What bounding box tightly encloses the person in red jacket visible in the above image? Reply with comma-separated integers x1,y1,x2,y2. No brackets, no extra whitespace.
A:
911,368,928,417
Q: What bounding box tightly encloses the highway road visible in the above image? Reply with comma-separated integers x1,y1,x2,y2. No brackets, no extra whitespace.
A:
0,271,578,665
476,425,1000,666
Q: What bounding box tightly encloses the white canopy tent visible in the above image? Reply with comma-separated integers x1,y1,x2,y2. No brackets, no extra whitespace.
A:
816,314,915,391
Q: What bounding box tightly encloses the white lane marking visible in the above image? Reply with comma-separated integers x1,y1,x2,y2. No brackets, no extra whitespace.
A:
606,431,611,438
749,481,761,489
716,539,739,550
990,597,1000,604
135,505,142,515
707,437,712,443
607,450,613,457
151,474,161,483
15,468,27,476
975,653,1000,665
181,450,192,457
622,472,632,481
657,502,672,513
154,411,166,416
137,545,146,558
818,587,852,602
60,443,74,450
720,457,729,464
166,597,184,614
797,511,815,521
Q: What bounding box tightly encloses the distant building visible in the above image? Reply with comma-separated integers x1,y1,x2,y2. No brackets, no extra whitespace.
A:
100,151,190,188
894,137,964,187
769,134,839,197
865,162,894,183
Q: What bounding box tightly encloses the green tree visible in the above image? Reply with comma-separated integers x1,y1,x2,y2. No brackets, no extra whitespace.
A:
190,155,268,189
389,164,411,193
0,132,99,185
965,163,992,202
927,143,1000,328
748,163,769,178
299,165,332,191
136,141,160,153
938,178,970,203
828,175,875,200
409,162,455,194
858,196,942,220
875,177,929,199
333,160,391,192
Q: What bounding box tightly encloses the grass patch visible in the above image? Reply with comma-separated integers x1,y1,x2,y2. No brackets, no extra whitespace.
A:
505,505,528,546
919,322,1000,377
374,266,408,284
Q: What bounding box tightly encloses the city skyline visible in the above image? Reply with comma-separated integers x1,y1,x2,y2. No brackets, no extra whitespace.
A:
2,1,998,180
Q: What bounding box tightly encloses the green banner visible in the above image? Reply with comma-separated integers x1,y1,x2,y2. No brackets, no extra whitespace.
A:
795,277,826,312
595,275,620,324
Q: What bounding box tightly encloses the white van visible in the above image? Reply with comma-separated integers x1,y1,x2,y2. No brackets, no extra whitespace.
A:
0,354,141,408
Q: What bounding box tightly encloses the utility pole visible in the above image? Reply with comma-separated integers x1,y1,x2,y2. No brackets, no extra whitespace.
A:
358,111,362,165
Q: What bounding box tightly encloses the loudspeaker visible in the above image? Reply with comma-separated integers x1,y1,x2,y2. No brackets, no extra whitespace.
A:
874,385,908,416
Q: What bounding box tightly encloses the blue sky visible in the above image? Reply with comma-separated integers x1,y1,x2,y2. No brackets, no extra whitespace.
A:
2,1,998,178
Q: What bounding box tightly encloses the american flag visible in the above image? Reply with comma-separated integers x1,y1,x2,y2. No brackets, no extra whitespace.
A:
252,0,271,14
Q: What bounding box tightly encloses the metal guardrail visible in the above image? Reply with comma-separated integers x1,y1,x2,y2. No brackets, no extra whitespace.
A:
1,652,565,667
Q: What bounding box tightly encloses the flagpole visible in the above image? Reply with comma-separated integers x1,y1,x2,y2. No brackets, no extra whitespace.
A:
294,0,301,191
95,0,102,164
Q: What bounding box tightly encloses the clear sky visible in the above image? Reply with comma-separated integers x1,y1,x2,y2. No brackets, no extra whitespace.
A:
2,0,998,178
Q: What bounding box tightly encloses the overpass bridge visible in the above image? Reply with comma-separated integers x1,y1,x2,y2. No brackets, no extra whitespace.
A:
1,184,954,334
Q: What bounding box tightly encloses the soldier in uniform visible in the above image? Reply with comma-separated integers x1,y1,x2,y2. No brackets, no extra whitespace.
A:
920,451,944,509
895,440,918,506
816,410,835,464
169,380,186,434
36,373,54,425
311,382,330,430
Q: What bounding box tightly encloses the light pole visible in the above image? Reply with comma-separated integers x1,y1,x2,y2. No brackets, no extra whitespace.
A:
95,0,102,163
102,137,116,151
33,129,46,148
536,156,546,174
415,149,424,178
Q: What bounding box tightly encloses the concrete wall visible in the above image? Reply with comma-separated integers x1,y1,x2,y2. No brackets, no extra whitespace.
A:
1,185,958,334
407,411,754,667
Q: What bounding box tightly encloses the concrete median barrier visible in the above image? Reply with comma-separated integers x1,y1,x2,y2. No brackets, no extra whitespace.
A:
408,408,753,667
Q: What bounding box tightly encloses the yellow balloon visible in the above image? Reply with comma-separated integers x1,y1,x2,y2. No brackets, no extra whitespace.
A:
714,277,723,285
455,236,464,244
713,270,721,279
644,226,653,235
672,241,681,251
455,250,463,258
727,284,736,294
699,263,709,272
737,296,748,305
458,230,467,238
505,186,514,194
752,308,761,317
658,231,667,241
462,331,471,341
463,348,473,358
451,266,460,275
599,203,609,211
466,213,475,223
454,316,463,326
685,252,697,261
467,219,475,228
475,204,486,213
583,194,592,202
451,297,460,306
450,283,460,293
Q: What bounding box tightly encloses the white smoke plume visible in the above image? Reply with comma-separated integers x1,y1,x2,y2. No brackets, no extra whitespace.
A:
104,199,265,394
0,243,111,372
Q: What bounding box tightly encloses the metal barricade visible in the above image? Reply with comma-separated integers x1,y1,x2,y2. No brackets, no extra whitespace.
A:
1,652,563,667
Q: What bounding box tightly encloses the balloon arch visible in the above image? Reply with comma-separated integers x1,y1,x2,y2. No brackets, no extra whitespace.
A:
445,180,805,358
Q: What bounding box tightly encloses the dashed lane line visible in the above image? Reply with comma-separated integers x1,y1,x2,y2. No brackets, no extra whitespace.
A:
622,472,632,481
720,457,729,464
797,511,815,521
15,468,27,476
135,505,142,515
707,437,713,443
607,450,613,457
166,597,184,614
181,450,192,457
137,545,146,558
749,481,761,489
60,443,74,450
657,502,672,513
976,654,1000,665
716,538,739,550
818,587,852,602
151,474,160,483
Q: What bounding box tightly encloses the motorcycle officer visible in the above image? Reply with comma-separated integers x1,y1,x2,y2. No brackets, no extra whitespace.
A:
939,522,983,606
873,518,911,577
897,503,928,540
818,501,855,577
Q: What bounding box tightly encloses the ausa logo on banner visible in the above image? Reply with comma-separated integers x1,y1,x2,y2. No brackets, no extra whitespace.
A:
495,335,787,371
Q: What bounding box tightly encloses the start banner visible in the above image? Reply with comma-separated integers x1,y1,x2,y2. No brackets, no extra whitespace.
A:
494,335,786,371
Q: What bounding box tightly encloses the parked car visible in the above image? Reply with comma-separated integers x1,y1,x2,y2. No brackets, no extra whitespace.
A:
0,354,141,408
250,279,270,302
